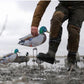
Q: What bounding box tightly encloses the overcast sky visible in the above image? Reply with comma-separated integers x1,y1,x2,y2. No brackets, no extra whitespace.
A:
0,0,84,57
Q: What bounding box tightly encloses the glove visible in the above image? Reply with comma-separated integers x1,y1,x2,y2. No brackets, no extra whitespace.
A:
31,26,38,37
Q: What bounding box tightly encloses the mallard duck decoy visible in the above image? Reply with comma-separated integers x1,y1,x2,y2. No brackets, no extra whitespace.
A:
0,49,19,64
18,26,50,47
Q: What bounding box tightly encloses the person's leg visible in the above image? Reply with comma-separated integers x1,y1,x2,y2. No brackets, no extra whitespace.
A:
37,3,69,64
67,8,84,67
48,11,64,60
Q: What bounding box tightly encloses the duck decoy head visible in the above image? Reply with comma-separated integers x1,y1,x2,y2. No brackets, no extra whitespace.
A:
39,26,50,34
14,49,19,54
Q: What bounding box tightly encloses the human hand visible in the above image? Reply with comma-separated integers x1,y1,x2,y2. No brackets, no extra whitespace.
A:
31,26,38,37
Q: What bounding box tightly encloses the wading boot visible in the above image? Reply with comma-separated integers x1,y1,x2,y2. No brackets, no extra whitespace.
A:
37,49,55,64
67,52,76,71
37,35,62,64
37,52,55,64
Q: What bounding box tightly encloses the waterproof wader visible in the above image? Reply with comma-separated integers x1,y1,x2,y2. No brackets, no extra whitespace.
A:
49,3,84,64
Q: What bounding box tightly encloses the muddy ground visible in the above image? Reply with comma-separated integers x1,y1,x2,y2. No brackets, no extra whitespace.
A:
0,58,84,84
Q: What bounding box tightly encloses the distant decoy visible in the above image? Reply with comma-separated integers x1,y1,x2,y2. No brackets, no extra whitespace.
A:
0,49,19,64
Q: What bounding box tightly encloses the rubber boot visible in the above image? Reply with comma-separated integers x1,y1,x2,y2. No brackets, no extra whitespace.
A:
37,40,59,64
67,52,76,71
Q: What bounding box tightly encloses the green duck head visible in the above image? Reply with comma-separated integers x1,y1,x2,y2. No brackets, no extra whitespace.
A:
39,26,50,34
14,49,19,54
